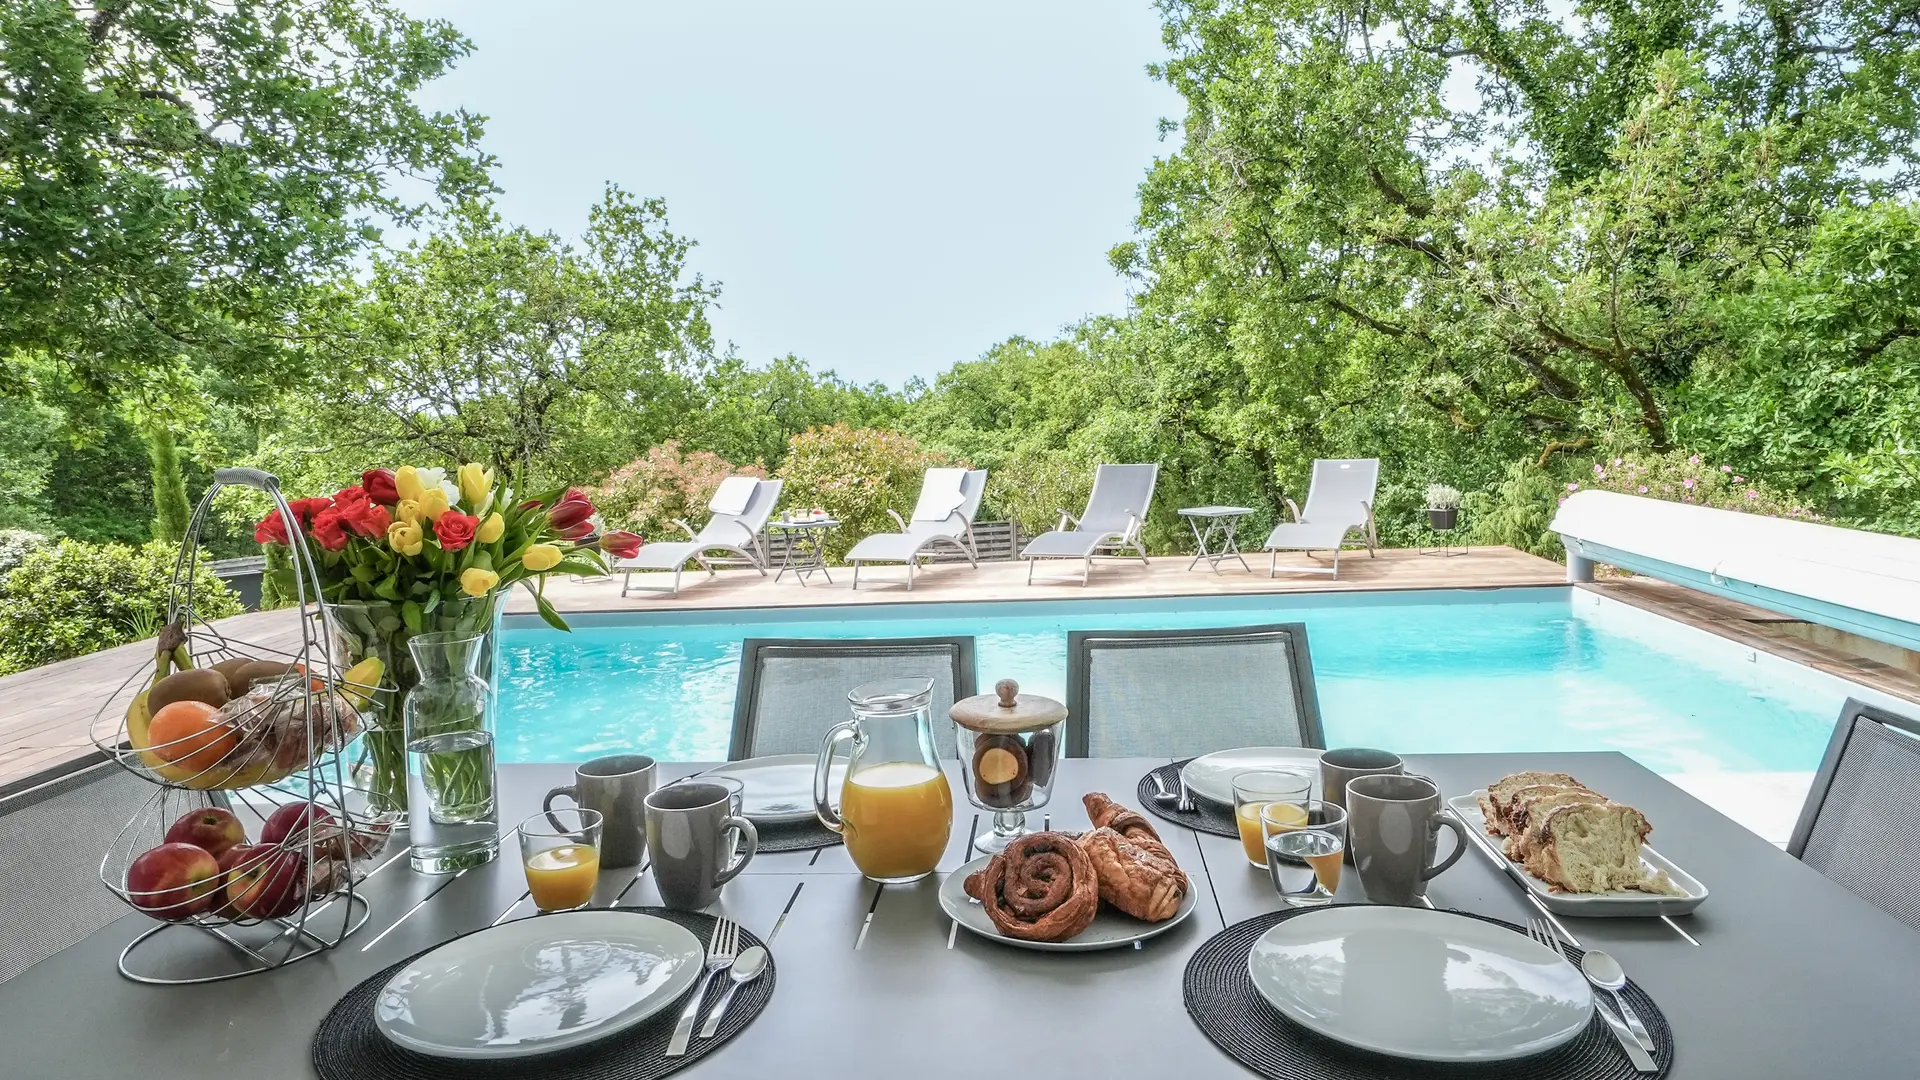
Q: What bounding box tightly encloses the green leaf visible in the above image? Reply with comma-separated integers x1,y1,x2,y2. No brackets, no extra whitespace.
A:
401,599,423,634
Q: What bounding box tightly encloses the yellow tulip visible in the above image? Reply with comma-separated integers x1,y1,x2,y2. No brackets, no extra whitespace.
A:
457,463,495,508
476,512,505,544
395,499,422,525
522,543,562,572
459,567,499,597
386,519,425,557
395,465,425,503
418,487,450,522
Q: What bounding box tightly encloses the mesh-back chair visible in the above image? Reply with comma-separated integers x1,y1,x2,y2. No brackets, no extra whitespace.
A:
1786,698,1920,932
730,637,977,759
1066,624,1324,758
0,755,202,984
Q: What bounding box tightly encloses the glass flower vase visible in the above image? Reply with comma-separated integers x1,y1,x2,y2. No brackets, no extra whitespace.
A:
403,631,499,873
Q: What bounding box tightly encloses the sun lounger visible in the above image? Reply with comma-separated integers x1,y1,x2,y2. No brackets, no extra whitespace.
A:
845,469,988,590
1020,463,1159,585
617,477,784,597
1263,458,1378,578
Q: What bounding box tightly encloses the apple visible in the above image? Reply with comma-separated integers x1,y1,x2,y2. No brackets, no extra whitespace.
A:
163,807,247,859
209,844,260,918
126,843,221,920
260,802,345,860
225,845,307,920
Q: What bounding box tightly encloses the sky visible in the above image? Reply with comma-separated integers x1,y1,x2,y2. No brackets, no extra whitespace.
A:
398,1,1185,389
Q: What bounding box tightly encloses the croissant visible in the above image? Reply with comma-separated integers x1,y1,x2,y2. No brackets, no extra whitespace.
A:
1077,826,1187,922
1083,792,1176,862
963,832,1100,942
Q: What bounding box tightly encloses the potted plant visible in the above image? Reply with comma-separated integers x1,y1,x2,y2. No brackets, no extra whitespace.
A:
1425,483,1461,531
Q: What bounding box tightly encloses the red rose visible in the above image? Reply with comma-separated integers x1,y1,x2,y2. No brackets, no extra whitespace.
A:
254,510,290,546
434,511,480,551
601,530,644,559
361,469,400,506
342,500,391,539
289,498,332,527
309,507,350,552
333,485,370,511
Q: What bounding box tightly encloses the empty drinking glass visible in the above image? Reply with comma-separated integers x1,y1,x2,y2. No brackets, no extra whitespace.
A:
1232,770,1313,866
1264,799,1347,907
520,808,604,913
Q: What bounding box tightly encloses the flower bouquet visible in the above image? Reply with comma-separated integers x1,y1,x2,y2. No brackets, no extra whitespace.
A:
256,464,643,817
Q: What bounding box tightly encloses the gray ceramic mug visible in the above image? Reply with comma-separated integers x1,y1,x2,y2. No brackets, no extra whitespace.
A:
1345,773,1468,906
1319,747,1404,810
544,754,656,869
644,780,758,910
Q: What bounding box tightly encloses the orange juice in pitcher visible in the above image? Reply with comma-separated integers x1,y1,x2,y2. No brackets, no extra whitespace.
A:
815,679,953,883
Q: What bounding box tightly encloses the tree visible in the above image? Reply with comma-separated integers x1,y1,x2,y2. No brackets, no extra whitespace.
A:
0,0,491,515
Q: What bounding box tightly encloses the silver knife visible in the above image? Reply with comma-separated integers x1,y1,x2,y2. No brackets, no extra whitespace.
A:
1595,996,1658,1073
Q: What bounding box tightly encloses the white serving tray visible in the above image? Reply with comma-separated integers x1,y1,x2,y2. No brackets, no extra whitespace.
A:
1449,791,1708,917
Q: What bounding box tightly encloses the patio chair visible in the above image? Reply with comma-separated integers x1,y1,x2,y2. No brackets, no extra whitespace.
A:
845,468,989,591
617,477,784,598
1262,458,1380,578
729,636,977,759
0,755,206,984
1064,624,1324,758
1786,698,1920,931
1019,463,1159,585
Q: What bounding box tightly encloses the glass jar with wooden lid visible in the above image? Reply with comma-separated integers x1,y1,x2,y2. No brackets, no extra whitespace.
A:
949,678,1067,853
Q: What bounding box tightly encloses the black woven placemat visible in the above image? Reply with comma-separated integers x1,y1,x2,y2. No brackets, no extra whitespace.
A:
1185,907,1673,1080
1138,759,1239,837
313,907,775,1080
753,817,843,853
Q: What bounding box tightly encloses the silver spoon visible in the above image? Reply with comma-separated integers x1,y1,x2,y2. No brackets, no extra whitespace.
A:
1580,950,1655,1053
698,944,768,1038
1148,772,1177,802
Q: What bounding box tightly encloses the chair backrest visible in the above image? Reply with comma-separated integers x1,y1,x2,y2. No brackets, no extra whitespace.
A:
0,755,204,984
1300,458,1379,527
1787,698,1920,931
1065,624,1324,758
909,468,988,528
730,636,977,759
698,478,783,547
1079,464,1160,536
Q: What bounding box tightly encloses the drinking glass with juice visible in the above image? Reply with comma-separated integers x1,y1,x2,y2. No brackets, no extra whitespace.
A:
519,808,603,912
1231,770,1312,867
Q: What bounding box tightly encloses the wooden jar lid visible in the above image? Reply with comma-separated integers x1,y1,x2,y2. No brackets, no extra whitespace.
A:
949,678,1067,735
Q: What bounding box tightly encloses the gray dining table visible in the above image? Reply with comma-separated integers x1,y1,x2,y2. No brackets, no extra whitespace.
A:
5,753,1918,1078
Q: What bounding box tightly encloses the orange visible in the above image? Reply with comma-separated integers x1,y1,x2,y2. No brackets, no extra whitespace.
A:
147,701,239,774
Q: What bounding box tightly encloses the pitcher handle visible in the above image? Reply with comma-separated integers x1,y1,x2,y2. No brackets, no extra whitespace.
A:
714,816,758,885
814,720,858,832
1423,813,1469,880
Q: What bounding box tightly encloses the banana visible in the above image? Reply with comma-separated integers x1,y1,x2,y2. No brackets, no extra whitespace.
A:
128,620,197,778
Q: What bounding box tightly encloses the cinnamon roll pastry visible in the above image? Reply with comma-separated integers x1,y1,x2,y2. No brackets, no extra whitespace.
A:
1082,792,1175,861
1077,826,1188,922
962,832,1100,942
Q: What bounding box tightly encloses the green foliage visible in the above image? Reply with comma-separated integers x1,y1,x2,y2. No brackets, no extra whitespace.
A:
1467,462,1566,558
0,397,57,530
687,356,905,471
1571,451,1816,518
0,530,49,580
259,543,297,610
596,442,766,540
146,428,192,544
983,448,1097,538
774,426,967,562
0,540,242,675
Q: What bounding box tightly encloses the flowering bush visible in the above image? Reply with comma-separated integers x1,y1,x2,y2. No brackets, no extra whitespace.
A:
1563,451,1817,519
595,442,765,541
775,426,967,562
0,529,50,581
0,540,242,675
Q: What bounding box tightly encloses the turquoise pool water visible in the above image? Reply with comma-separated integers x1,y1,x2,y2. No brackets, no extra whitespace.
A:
494,588,1846,775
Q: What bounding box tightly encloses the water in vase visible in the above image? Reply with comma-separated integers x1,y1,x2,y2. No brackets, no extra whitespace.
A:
407,729,498,872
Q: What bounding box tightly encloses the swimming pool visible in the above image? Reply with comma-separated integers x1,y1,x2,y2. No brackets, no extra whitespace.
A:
494,586,1854,776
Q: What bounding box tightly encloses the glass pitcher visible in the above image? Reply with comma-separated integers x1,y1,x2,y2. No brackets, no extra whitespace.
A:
814,678,953,883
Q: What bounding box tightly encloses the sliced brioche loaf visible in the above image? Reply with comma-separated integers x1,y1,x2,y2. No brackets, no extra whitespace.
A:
1477,771,1587,836
1504,786,1610,859
1523,801,1680,895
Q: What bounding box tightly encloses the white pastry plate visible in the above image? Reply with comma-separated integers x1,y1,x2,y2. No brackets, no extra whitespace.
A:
701,754,847,824
939,854,1197,952
1179,746,1324,806
1248,905,1593,1063
1449,791,1709,917
374,910,704,1060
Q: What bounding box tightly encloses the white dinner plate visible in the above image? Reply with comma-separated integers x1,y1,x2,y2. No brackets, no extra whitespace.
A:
1449,792,1710,917
701,754,847,824
1180,746,1324,806
374,910,704,1060
1247,906,1593,1062
939,854,1197,952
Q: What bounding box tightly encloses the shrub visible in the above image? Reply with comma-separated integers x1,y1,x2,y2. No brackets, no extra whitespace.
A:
0,540,243,675
0,530,50,580
595,441,766,541
983,448,1095,539
1568,451,1817,519
1467,461,1565,557
774,426,966,562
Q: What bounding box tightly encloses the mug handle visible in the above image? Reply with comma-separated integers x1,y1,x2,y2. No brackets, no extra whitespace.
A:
714,816,759,885
1423,813,1469,880
542,785,577,833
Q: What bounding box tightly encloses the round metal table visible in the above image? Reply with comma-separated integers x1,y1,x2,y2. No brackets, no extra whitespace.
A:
770,517,840,585
1178,505,1254,573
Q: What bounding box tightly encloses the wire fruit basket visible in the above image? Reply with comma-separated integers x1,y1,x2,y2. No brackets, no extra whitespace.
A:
89,467,391,984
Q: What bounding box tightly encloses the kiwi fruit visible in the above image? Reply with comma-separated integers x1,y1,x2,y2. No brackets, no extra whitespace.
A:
210,657,254,695
148,668,233,713
229,660,296,694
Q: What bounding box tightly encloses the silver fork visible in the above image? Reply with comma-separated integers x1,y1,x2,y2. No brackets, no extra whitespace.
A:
667,917,739,1057
1177,773,1195,813
1528,919,1656,1074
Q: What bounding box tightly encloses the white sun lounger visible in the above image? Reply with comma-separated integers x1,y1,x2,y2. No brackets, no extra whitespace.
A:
1262,458,1378,578
845,468,989,591
617,477,785,597
1020,463,1160,585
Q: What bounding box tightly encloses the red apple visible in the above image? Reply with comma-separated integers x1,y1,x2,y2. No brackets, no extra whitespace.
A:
163,807,247,859
226,844,307,920
126,843,221,920
209,844,260,918
260,802,345,860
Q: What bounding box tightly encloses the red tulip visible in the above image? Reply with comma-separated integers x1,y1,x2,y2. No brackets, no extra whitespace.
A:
548,496,595,533
555,518,595,541
601,530,644,559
